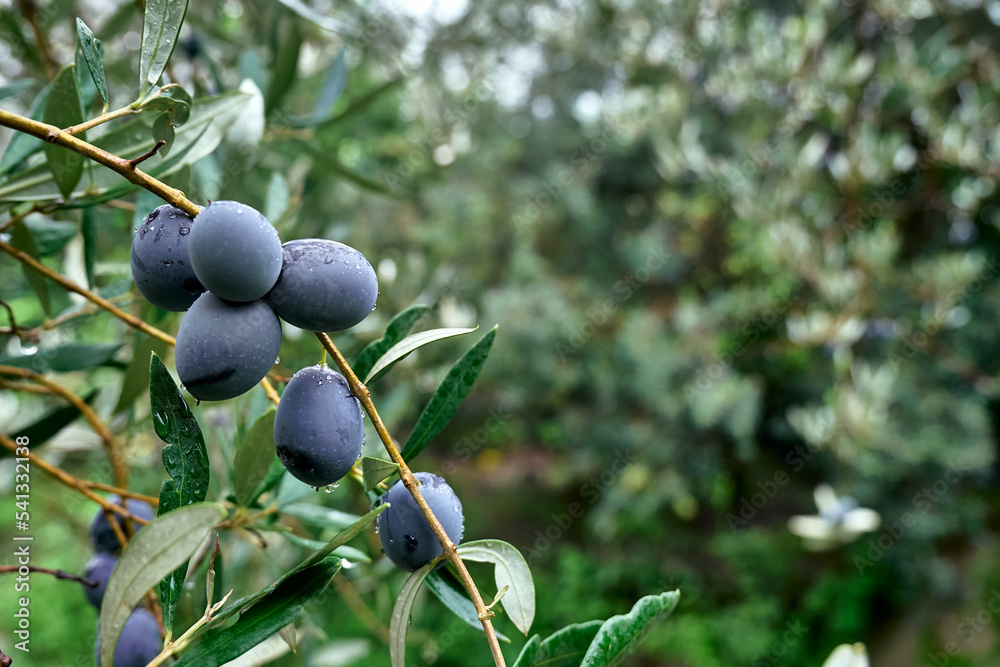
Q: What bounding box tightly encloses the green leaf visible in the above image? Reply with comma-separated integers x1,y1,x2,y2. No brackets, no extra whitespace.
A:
280,531,370,563
42,65,85,200
364,326,479,384
0,80,33,101
0,84,48,175
8,390,99,448
579,591,681,667
150,352,211,635
400,326,497,462
298,141,396,196
513,636,541,667
0,88,253,203
515,621,605,667
314,78,402,130
76,18,109,110
274,0,350,33
424,569,510,642
0,342,121,373
280,503,361,530
143,94,192,125
173,556,340,667
311,48,347,123
139,0,190,98
353,304,430,380
389,560,438,667
98,503,225,667
250,457,287,505
361,456,399,491
23,217,77,256
209,505,386,629
457,539,535,635
82,207,96,288
8,221,50,316
234,408,277,507
265,18,301,114
152,112,176,156
264,172,289,224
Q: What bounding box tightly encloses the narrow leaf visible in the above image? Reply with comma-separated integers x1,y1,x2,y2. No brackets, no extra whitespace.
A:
531,621,604,667
399,326,497,462
0,88,252,202
139,0,190,97
23,217,77,256
209,505,386,629
8,221,50,316
76,18,109,110
9,390,99,448
250,457,287,505
150,352,211,634
314,78,402,130
298,141,396,196
390,560,438,667
280,504,361,530
311,48,347,123
353,304,430,380
425,569,510,641
0,80,33,101
0,84,48,175
579,591,681,667
457,539,535,635
99,503,225,667
280,531,370,563
274,0,351,33
513,636,541,667
42,65,84,199
364,326,479,384
81,208,96,288
234,408,277,507
0,342,121,372
361,456,399,491
172,557,340,667
265,19,301,114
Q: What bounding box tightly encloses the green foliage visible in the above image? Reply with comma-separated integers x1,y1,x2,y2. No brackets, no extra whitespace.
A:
150,352,211,633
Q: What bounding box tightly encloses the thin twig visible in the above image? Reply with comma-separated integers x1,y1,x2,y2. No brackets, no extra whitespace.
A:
315,332,507,667
0,299,19,338
0,565,98,588
0,365,127,489
0,238,177,346
0,430,154,521
0,109,199,216
63,105,142,135
128,140,167,168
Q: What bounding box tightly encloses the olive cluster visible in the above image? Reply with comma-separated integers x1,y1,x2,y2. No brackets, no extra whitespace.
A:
131,201,466,572
131,201,379,401
83,497,161,666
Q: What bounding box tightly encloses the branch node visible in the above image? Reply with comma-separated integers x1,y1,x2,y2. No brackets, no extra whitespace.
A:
128,140,167,168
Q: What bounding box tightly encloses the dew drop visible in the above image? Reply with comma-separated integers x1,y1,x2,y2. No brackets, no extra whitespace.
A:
19,343,37,355
236,208,244,214
274,356,280,364
178,226,190,235
162,259,173,266
169,213,177,219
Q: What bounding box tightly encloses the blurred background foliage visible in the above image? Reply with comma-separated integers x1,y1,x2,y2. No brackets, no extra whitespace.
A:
2,0,1000,664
